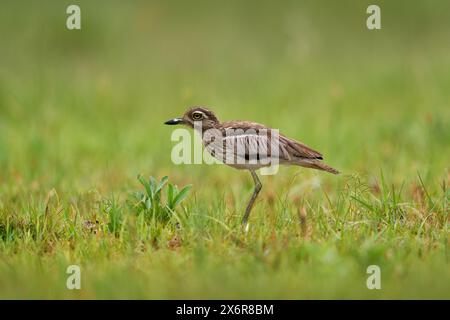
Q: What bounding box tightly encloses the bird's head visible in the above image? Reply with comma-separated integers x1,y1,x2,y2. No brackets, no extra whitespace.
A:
164,106,220,130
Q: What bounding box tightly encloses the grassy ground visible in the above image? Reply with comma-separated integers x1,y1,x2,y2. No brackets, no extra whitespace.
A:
0,0,449,299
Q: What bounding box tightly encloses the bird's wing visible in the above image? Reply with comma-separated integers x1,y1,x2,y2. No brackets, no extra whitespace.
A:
279,134,323,159
220,121,323,160
204,122,291,162
221,131,289,162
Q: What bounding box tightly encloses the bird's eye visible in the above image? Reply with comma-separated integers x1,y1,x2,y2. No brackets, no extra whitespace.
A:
192,112,203,120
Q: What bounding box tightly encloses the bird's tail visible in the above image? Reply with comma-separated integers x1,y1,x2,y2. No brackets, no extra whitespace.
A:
293,159,340,175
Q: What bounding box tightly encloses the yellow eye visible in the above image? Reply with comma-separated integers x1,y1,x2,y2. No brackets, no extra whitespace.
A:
192,112,203,120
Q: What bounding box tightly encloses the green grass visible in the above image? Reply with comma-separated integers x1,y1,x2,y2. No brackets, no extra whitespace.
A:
0,0,449,299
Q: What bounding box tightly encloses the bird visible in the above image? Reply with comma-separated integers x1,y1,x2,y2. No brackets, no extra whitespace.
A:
164,106,339,225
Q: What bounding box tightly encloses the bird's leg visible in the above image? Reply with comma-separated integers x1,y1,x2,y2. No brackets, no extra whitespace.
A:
242,170,262,225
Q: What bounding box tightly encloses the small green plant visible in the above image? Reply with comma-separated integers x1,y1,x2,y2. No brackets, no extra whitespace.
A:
130,175,192,223
103,196,123,236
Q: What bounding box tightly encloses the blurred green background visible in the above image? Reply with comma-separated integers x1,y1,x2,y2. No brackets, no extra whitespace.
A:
0,0,448,299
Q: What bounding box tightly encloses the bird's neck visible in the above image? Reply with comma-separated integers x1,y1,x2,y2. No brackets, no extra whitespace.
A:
193,122,222,133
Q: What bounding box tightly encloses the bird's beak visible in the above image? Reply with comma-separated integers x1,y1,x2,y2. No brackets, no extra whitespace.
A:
164,117,183,125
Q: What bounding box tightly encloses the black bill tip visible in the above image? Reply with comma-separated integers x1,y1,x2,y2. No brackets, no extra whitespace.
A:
164,118,183,125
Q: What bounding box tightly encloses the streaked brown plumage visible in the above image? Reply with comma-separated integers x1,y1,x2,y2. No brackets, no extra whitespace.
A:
165,106,339,225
